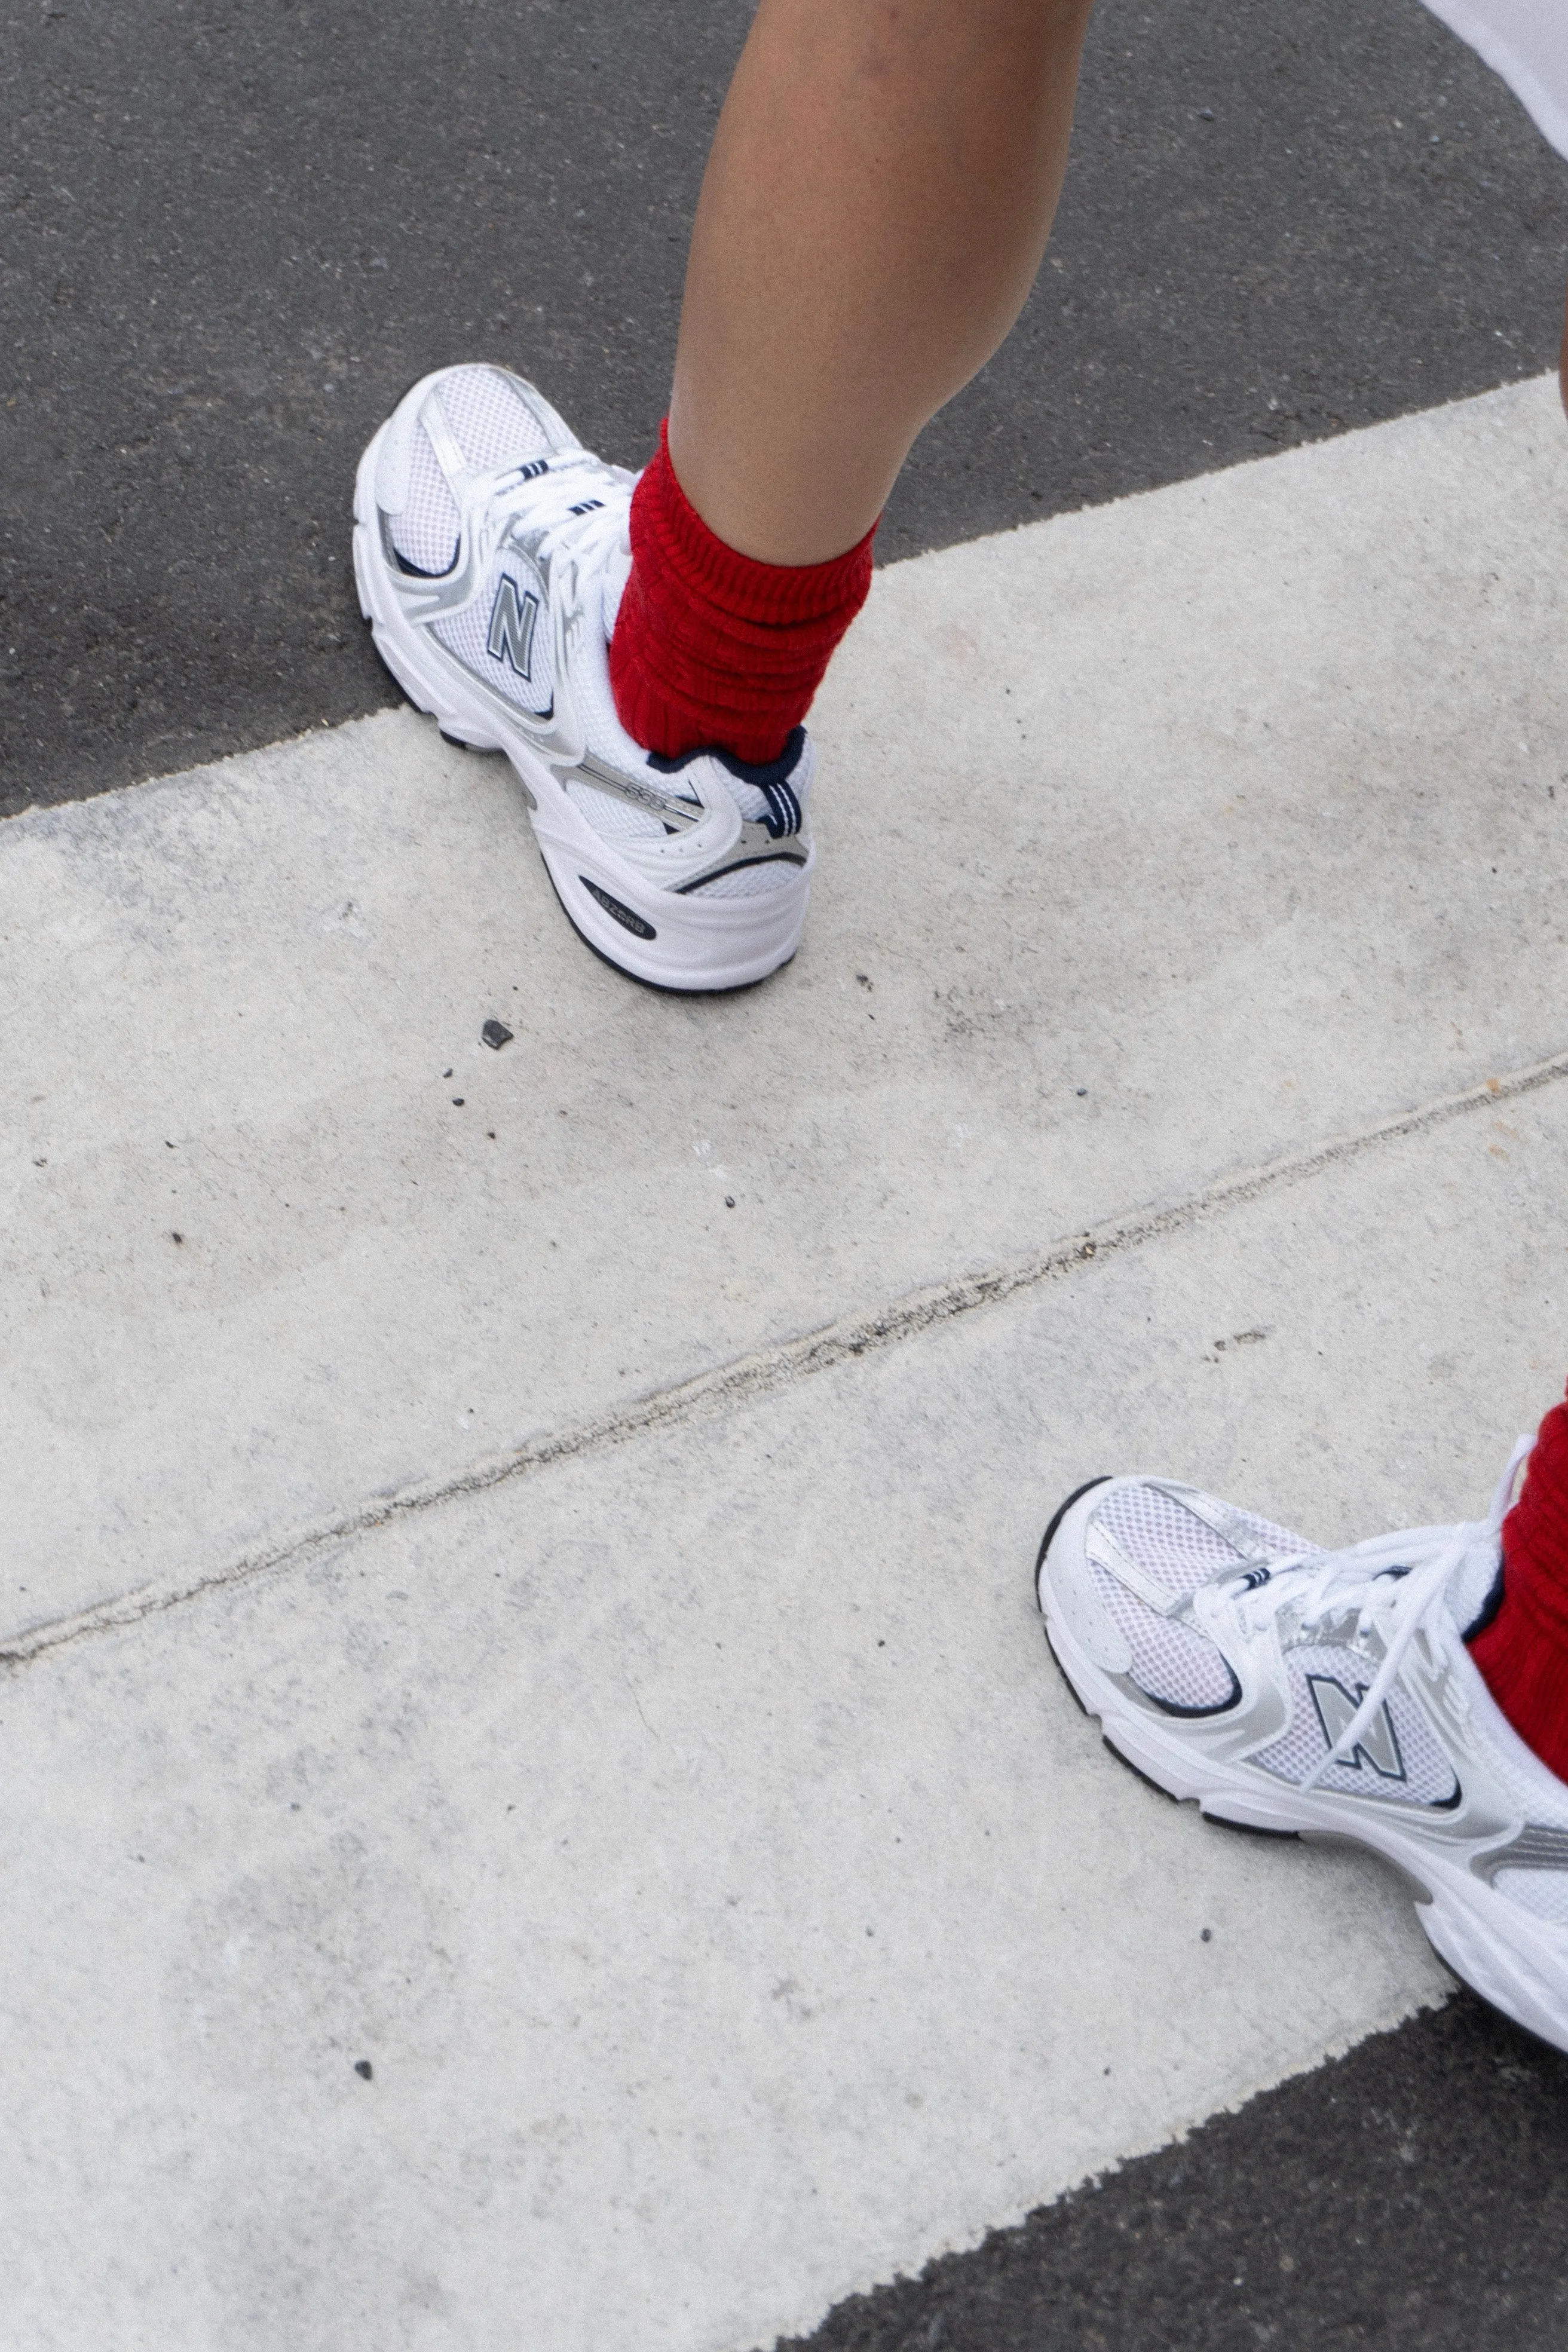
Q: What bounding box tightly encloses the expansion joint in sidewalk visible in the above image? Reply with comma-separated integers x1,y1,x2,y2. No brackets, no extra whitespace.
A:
9,1042,1567,1673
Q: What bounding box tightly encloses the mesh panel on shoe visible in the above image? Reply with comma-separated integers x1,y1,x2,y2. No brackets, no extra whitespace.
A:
436,366,554,470
1097,1484,1245,1595
720,774,777,825
565,779,664,841
1089,1564,1238,1711
431,575,555,716
391,426,461,575
1252,1642,1459,1805
1233,1505,1315,1555
1494,1869,1568,1926
388,368,552,573
1469,1671,1568,1824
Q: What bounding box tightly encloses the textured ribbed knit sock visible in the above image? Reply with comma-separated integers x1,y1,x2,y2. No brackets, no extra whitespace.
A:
609,422,875,765
1470,1385,1568,1782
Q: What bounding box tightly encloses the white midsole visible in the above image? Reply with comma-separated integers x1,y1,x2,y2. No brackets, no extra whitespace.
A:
1037,1487,1568,2054
351,424,812,992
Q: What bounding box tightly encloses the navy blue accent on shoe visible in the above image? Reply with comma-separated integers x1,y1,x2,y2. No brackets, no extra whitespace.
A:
580,877,656,939
758,779,800,838
393,542,458,579
1463,1557,1508,1644
1145,1661,1244,1717
673,844,808,893
647,727,806,789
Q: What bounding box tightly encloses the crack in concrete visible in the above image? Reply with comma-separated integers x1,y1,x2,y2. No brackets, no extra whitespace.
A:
8,1044,1567,1671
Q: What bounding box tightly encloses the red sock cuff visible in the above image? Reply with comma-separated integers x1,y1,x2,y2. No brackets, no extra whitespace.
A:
610,422,875,765
1470,1389,1568,1781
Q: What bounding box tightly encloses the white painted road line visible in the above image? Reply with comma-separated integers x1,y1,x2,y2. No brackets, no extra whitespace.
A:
5,1070,1566,2351
3,380,1567,2347
5,375,1566,1637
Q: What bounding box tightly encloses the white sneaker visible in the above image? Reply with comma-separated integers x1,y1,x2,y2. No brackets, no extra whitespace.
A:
1036,1445,1568,2053
353,364,815,991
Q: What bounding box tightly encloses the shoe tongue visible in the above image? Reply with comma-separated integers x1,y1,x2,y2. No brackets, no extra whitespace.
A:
601,538,633,638
1452,1532,1503,1639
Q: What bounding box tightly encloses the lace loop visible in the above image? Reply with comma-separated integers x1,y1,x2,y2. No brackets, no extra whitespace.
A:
1224,1435,1533,1791
486,448,635,577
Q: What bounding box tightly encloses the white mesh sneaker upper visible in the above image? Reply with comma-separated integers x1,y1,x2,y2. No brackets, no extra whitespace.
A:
564,777,664,841
1088,1480,1311,1713
1088,1566,1238,1710
689,862,800,900
380,362,811,895
1074,1446,1568,1840
1042,1453,1568,2056
1097,1481,1307,1578
396,428,463,574
1251,1639,1460,1805
387,365,558,575
1079,1474,1475,1783
438,365,555,469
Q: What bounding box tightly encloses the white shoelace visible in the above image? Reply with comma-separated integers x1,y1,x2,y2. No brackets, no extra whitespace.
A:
1221,1437,1533,1791
486,448,635,602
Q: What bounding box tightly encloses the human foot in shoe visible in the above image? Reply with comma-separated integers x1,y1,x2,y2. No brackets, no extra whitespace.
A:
1036,1447,1568,2053
353,364,814,991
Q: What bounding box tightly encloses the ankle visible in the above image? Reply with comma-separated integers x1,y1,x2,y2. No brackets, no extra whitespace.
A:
609,423,875,765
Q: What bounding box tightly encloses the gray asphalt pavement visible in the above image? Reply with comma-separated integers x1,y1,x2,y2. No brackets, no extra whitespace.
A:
779,1990,1568,2352
2,0,1566,815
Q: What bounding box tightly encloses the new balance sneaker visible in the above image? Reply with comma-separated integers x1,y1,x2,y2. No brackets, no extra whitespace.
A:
1036,1444,1568,2053
353,364,815,991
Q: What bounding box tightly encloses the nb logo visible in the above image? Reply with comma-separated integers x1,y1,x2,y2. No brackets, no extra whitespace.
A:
487,573,541,680
1307,1673,1406,1782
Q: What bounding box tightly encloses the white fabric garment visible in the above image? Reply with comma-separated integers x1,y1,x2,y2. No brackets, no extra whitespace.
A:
1422,0,1568,160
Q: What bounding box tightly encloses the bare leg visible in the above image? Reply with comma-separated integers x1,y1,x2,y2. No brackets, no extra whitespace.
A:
668,0,1095,565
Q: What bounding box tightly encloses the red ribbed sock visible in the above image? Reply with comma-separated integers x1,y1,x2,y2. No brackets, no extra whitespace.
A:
609,422,875,766
1470,1385,1568,1782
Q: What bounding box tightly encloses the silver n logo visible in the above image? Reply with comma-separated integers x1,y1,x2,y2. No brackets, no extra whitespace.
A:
1307,1673,1406,1781
487,573,541,678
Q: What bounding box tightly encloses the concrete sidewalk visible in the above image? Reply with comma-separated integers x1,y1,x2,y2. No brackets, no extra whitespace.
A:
3,376,1566,2349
